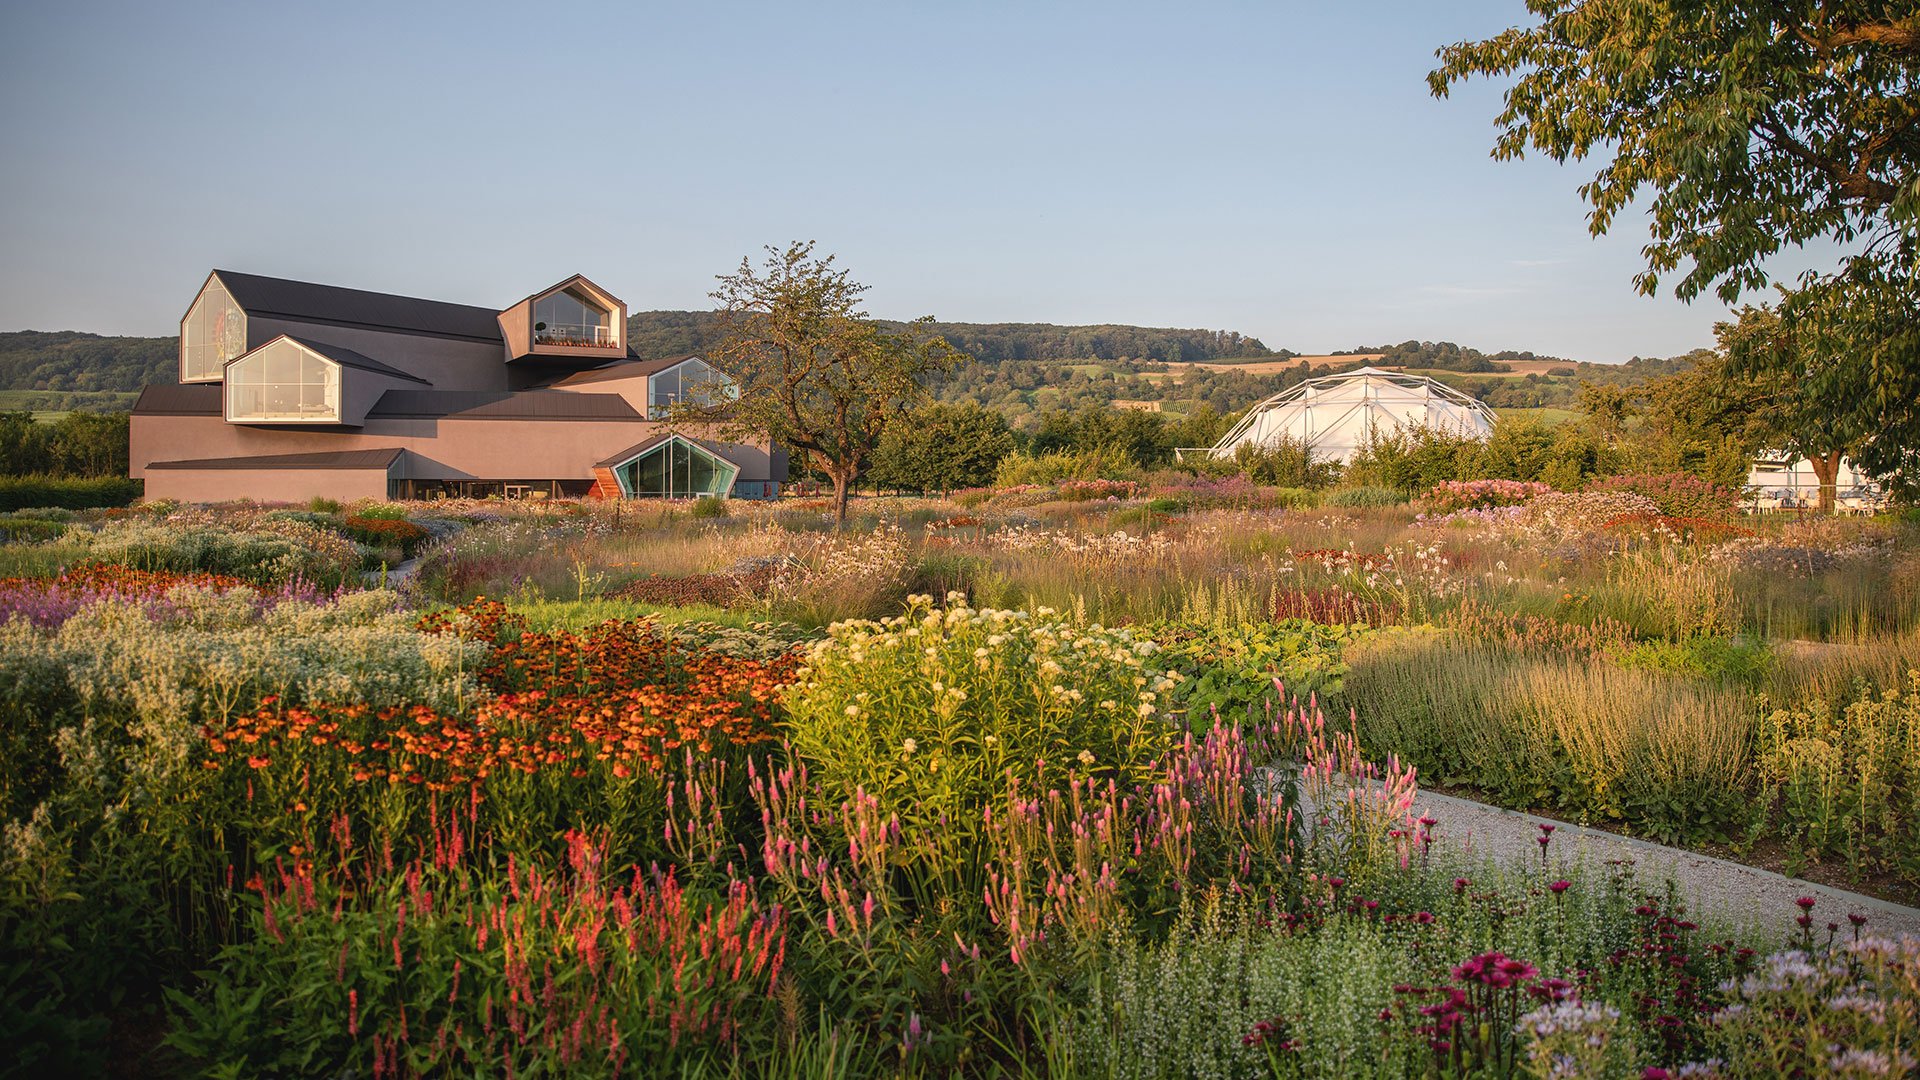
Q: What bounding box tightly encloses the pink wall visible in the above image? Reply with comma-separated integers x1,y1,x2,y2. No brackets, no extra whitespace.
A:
145,466,391,504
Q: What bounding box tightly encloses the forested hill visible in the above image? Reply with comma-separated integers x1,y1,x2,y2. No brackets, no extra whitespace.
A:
0,331,176,393
627,311,1278,364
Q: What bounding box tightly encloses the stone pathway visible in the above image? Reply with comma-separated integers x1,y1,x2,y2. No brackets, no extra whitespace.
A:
1411,787,1920,940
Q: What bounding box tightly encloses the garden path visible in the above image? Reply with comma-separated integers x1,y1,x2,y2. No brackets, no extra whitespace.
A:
1407,788,1920,941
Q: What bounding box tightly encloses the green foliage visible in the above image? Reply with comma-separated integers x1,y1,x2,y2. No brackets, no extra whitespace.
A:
0,516,65,542
1588,472,1742,521
869,402,1015,493
0,410,130,478
690,495,730,519
1323,486,1407,508
708,242,959,525
0,330,175,394
993,448,1139,487
1229,437,1336,489
1758,671,1920,883
0,474,142,511
61,517,365,588
629,310,1275,365
1341,634,1755,842
1615,635,1774,686
782,596,1178,862
1153,620,1367,722
1433,2,1920,493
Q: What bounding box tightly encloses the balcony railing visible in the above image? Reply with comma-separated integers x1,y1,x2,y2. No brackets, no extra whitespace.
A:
533,322,619,348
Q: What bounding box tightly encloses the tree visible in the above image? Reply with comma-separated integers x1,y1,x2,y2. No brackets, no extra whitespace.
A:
869,402,1016,493
1432,1,1920,489
707,243,958,528
1714,305,1862,509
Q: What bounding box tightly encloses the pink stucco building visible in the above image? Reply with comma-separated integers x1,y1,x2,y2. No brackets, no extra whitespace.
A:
131,270,784,502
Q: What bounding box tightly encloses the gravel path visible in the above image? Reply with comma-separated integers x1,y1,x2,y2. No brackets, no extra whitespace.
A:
1409,788,1920,941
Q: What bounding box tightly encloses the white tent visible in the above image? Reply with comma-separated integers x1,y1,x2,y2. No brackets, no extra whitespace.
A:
1208,367,1498,464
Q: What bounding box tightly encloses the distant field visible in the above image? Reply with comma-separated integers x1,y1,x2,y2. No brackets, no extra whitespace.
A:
0,389,137,416
1111,399,1162,412
1158,354,1362,378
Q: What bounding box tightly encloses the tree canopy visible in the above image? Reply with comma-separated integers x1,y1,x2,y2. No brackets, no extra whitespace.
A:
706,242,958,527
1432,0,1920,492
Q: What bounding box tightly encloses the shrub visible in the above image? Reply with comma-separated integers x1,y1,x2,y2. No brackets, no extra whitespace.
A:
1420,479,1553,514
340,513,431,555
690,495,729,519
1324,486,1408,508
165,833,787,1075
782,595,1179,843
1589,472,1741,521
994,448,1138,487
63,516,365,588
1230,437,1337,489
0,475,142,512
0,517,65,542
1154,619,1366,720
306,496,343,513
1341,635,1754,841
1056,478,1143,502
1757,671,1920,884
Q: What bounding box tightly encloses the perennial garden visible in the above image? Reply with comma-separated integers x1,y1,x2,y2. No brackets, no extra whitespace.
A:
2,480,1918,1078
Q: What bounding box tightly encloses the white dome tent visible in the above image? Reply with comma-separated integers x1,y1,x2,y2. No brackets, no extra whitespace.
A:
1207,366,1498,465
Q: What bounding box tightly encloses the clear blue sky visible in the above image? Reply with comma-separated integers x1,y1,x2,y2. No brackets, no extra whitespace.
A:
0,1,1814,361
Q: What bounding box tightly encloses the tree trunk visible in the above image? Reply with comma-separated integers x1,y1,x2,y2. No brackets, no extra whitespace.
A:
1810,450,1843,513
830,468,853,532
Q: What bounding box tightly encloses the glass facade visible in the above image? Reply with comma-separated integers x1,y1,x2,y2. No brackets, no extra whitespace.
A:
615,437,738,498
647,358,735,418
533,287,615,347
226,339,341,422
181,278,247,381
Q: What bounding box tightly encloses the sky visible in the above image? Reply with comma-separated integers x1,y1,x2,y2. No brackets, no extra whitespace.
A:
0,1,1820,362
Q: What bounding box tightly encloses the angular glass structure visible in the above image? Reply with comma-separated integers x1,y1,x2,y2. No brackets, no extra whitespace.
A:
647,358,735,418
613,436,739,498
181,276,247,382
225,339,342,422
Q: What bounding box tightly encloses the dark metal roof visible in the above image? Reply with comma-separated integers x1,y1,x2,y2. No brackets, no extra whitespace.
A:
214,269,505,343
147,447,405,471
367,389,641,420
132,383,223,415
280,337,432,385
548,356,691,387
595,432,745,468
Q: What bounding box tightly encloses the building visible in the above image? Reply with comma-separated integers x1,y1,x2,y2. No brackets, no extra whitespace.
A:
1745,453,1884,511
1205,366,1497,464
131,270,784,502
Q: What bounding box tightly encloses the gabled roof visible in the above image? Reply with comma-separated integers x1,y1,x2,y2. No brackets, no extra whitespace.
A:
132,383,224,416
147,447,405,471
248,336,432,385
212,269,505,343
508,273,625,313
595,432,746,469
367,389,640,420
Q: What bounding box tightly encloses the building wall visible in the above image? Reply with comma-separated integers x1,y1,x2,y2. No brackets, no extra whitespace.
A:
145,465,392,504
245,316,511,391
131,413,782,489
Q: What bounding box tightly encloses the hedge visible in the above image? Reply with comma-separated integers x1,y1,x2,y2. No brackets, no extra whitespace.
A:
0,476,143,512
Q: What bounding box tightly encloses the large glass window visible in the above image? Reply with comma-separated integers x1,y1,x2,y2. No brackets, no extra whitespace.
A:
648,358,736,418
533,287,615,348
226,339,341,422
616,438,738,498
181,278,247,381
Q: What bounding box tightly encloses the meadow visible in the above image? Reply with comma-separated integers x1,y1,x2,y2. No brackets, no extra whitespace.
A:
2,475,1918,1077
